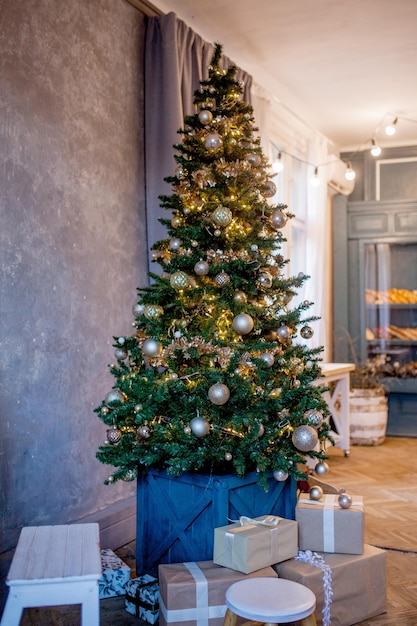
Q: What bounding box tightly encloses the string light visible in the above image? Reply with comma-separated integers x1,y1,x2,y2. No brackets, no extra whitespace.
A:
310,166,320,187
385,117,398,136
272,152,284,173
344,162,356,181
370,139,382,157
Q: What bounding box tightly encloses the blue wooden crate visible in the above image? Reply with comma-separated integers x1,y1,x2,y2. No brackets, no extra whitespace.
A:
136,469,296,575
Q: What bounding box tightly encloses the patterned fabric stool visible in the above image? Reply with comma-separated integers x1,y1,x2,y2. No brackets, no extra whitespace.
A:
1,524,101,626
223,577,317,626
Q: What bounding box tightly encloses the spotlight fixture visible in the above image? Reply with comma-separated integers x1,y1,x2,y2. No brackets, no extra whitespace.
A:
385,117,398,136
272,152,284,173
345,162,356,181
310,166,320,187
370,139,381,157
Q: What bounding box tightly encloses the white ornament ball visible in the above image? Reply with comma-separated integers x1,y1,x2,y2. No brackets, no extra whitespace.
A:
204,132,222,150
273,469,289,481
315,461,329,476
292,425,319,452
198,109,213,125
208,383,230,405
309,485,324,501
224,452,233,461
142,338,162,357
271,209,287,229
194,260,209,276
338,492,353,509
260,352,275,368
232,313,254,335
190,415,210,437
184,425,191,434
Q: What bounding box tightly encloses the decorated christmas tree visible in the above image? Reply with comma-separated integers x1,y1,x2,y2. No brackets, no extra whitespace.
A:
96,44,332,489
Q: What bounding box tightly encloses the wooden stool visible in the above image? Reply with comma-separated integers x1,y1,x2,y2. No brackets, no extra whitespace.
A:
224,577,317,626
1,523,101,626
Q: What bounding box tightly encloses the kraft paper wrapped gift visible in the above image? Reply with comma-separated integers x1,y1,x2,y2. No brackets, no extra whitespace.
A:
158,559,278,626
296,494,364,554
274,544,387,626
98,548,131,599
125,575,159,623
213,514,298,574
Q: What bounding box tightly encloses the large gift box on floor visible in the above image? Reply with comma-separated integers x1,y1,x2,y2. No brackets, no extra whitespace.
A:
125,575,159,624
274,544,387,626
159,559,278,626
213,514,298,573
98,549,131,599
296,494,364,554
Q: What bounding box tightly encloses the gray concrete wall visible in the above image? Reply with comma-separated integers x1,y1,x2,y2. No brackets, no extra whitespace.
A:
0,0,147,551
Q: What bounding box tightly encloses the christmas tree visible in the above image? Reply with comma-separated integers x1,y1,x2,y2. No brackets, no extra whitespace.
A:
96,44,332,489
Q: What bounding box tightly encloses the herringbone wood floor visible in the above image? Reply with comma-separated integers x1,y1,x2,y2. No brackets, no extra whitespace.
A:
2,436,417,625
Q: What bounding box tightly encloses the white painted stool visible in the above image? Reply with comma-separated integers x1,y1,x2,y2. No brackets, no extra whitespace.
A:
224,577,317,626
1,523,101,626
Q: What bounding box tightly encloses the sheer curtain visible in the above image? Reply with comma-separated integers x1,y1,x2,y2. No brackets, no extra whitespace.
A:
144,12,252,271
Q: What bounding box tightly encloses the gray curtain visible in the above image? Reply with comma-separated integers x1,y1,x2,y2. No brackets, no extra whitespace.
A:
144,11,253,273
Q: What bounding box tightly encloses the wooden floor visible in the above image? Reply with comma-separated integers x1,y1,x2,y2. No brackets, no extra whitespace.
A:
1,436,417,625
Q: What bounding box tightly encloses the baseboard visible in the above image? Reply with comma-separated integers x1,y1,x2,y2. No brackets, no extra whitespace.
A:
79,495,137,550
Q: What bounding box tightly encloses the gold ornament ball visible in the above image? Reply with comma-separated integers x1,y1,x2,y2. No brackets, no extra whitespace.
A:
292,425,319,452
171,215,182,228
144,304,164,320
212,206,233,227
309,485,324,501
233,291,247,304
232,313,254,335
142,338,162,357
170,271,189,290
208,383,230,405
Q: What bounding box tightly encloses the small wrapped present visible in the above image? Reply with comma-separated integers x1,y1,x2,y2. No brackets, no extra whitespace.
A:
296,494,364,554
213,514,298,574
125,575,159,623
98,548,131,599
274,544,387,626
159,559,277,626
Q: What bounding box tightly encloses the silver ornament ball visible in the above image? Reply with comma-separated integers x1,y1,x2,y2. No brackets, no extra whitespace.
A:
204,132,222,150
169,237,182,250
309,485,324,501
338,492,353,509
107,427,122,444
132,303,144,317
190,415,210,437
208,383,230,405
114,348,128,360
215,272,230,287
271,209,287,229
247,153,261,166
224,452,233,461
292,425,319,452
137,425,151,439
257,272,273,289
262,180,277,198
273,469,289,481
277,325,291,344
315,461,330,476
304,409,324,427
232,313,254,335
105,390,124,408
142,338,162,357
301,325,314,339
194,260,209,276
260,352,275,367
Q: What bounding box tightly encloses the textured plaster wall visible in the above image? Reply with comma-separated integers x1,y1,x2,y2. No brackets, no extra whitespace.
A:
0,0,147,550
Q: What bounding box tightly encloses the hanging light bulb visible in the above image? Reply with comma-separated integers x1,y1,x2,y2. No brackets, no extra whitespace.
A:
272,152,284,173
370,139,381,157
310,166,320,187
385,117,398,136
345,162,356,181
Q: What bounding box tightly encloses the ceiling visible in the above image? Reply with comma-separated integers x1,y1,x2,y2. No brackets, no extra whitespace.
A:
146,0,417,153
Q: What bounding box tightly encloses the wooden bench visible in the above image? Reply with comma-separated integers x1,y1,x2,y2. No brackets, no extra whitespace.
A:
1,523,101,626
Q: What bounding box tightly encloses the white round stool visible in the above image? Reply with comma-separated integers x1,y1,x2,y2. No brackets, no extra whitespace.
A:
223,577,317,626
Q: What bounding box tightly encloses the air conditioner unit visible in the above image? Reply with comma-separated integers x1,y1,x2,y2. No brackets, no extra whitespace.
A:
327,157,355,196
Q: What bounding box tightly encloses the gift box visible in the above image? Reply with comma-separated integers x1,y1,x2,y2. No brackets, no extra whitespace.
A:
213,514,298,574
98,548,131,599
125,575,159,623
274,544,387,626
296,494,364,554
159,559,278,626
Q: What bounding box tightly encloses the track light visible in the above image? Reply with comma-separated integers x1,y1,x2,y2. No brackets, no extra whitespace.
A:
385,117,398,136
370,139,381,157
345,162,356,181
272,152,284,173
310,166,320,187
